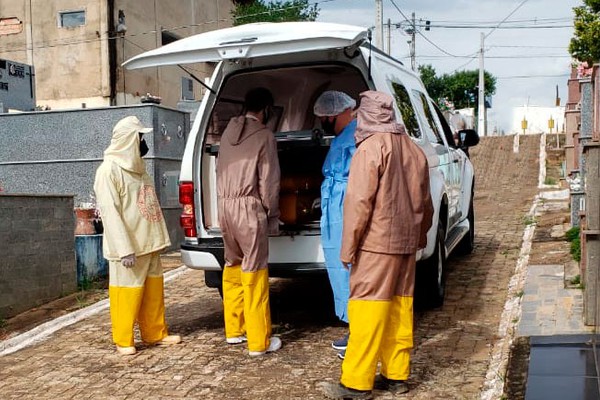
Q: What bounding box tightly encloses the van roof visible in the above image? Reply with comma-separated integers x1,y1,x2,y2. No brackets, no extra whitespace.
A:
123,22,369,70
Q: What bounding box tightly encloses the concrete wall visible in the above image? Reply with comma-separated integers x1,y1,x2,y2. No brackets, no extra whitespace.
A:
0,194,77,319
0,0,233,110
0,104,189,249
0,0,110,108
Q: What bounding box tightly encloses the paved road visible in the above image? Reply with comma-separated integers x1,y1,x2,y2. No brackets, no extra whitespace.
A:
0,135,541,399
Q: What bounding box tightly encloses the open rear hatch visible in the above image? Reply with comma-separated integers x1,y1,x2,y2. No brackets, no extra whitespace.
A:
123,22,368,68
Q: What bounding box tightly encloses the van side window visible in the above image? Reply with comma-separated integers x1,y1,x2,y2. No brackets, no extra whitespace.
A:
413,90,444,144
432,103,459,148
390,82,421,138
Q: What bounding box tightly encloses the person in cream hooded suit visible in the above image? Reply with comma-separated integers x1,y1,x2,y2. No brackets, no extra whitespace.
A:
94,116,180,356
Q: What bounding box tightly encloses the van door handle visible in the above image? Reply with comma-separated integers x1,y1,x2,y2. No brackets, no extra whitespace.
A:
453,159,459,163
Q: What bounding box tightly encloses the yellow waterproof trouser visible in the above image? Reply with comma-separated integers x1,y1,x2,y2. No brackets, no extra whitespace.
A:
341,300,391,390
380,296,414,381
341,296,413,390
109,253,169,347
222,265,246,339
241,268,272,352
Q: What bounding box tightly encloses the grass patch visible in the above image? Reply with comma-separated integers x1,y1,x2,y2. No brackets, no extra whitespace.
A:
544,177,557,185
570,275,581,286
565,227,581,262
523,215,537,226
565,227,580,241
0,318,7,329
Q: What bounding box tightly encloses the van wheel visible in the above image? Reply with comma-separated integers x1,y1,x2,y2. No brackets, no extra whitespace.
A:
456,197,475,255
204,270,224,299
416,222,446,309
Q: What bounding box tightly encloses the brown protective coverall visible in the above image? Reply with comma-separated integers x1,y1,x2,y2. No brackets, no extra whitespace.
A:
338,90,434,390
341,91,434,300
217,115,281,272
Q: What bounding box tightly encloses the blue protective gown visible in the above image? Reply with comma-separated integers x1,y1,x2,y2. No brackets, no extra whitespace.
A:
320,119,357,323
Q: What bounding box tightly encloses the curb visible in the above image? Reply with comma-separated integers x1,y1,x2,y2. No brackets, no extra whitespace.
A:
0,265,190,357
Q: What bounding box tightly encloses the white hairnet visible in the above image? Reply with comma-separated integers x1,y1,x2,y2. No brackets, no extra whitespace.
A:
313,90,357,117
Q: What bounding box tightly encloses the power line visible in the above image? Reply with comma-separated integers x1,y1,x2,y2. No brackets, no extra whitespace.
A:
485,0,531,39
420,54,571,59
496,73,571,80
429,17,572,24
0,0,339,54
387,0,465,58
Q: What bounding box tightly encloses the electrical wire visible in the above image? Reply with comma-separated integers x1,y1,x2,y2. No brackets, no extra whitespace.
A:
387,0,465,58
496,73,571,79
485,0,531,39
0,0,340,54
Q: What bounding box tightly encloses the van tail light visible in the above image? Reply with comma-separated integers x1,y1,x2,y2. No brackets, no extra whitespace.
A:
179,181,197,237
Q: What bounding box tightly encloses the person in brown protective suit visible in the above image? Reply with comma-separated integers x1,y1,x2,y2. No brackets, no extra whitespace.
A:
320,90,434,399
217,87,282,356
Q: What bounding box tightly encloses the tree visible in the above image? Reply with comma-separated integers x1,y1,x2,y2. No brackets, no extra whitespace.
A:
418,64,496,110
232,0,319,26
418,64,444,101
570,0,600,64
439,70,496,110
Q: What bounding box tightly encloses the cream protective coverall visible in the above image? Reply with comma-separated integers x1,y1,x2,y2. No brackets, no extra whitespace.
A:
217,115,280,353
94,116,171,348
339,91,434,390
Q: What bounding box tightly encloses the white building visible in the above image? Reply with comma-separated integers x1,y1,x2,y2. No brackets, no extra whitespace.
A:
511,105,565,134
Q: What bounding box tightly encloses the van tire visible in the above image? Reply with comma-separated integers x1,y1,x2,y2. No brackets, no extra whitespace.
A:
416,222,446,309
456,196,475,255
205,270,224,298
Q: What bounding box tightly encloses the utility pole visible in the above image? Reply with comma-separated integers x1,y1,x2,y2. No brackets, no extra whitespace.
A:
387,18,391,55
478,32,486,137
375,0,383,49
410,12,416,71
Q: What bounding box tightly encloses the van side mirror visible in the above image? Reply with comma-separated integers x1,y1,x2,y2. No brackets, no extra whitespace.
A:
459,129,479,147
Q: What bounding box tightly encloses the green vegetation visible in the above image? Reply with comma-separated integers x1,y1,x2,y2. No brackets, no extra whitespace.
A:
522,215,537,226
570,0,600,64
418,64,497,110
570,274,581,285
232,0,319,26
0,318,7,329
78,277,93,291
544,177,557,185
566,227,581,262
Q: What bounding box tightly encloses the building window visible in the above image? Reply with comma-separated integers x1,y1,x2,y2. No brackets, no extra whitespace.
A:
59,10,85,28
162,30,180,45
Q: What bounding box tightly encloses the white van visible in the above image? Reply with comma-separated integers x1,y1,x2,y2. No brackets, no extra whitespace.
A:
124,22,479,307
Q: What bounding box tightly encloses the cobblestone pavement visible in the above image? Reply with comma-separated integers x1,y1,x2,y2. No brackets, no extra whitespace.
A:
0,135,541,399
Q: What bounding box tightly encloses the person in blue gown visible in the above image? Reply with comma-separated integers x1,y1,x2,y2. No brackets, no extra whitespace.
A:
313,90,357,359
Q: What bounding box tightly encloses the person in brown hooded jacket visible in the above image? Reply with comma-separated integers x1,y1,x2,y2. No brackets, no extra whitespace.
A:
321,91,434,399
217,87,282,356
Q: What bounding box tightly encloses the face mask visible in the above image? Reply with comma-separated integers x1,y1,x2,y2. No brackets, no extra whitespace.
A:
321,117,337,136
139,138,149,157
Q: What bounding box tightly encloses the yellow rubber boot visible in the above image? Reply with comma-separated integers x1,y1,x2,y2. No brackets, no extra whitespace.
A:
223,265,246,339
240,268,271,353
341,300,392,391
109,285,144,347
138,276,169,344
380,296,414,380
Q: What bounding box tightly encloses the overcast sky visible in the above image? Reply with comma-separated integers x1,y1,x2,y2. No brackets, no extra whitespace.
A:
315,0,578,133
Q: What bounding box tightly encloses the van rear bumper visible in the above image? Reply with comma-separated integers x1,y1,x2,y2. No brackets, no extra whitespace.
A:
181,239,224,271
180,239,326,275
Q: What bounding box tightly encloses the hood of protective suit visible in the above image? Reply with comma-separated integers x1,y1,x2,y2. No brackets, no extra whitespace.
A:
226,115,266,145
104,116,152,174
355,90,406,145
